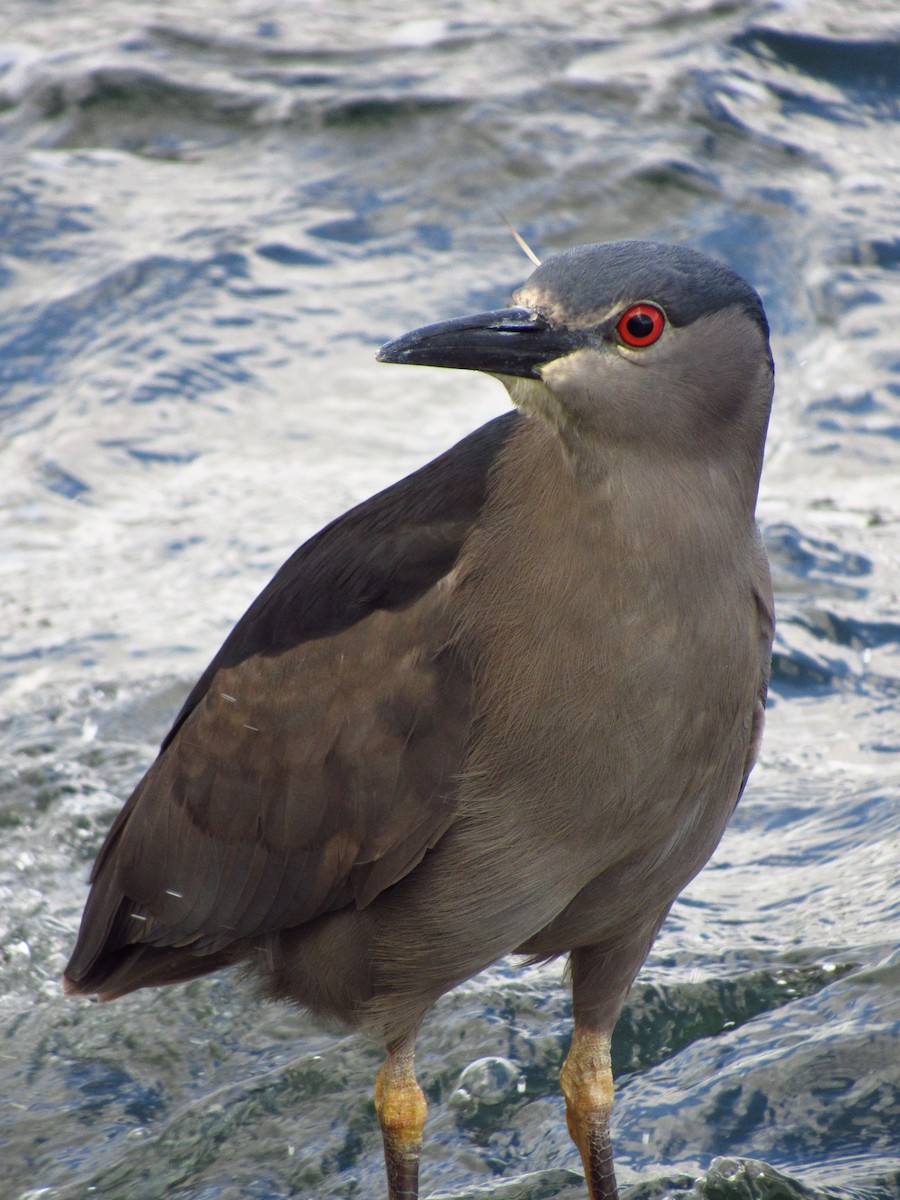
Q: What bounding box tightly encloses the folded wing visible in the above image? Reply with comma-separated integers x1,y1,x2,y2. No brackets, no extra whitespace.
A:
64,412,522,997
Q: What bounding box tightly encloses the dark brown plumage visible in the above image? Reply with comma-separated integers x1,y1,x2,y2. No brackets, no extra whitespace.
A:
65,240,775,1200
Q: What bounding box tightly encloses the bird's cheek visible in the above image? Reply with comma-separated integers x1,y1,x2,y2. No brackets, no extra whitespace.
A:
539,348,605,391
537,350,618,425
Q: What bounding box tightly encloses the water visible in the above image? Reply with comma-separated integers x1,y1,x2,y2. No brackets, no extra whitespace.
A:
1,1,898,1197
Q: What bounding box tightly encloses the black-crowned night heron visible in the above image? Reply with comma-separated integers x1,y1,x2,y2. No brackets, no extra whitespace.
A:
64,240,775,1200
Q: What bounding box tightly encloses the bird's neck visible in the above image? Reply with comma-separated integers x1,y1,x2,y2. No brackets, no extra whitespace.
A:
485,416,760,587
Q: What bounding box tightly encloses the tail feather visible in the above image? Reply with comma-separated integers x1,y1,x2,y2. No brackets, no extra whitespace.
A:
63,940,242,1000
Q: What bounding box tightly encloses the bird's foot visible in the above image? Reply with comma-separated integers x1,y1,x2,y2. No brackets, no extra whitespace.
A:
560,1028,618,1200
375,1044,427,1200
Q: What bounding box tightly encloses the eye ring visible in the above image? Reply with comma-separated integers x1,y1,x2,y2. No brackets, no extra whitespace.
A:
616,303,666,348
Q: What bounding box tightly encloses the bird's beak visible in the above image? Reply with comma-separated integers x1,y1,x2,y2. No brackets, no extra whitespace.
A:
377,308,587,380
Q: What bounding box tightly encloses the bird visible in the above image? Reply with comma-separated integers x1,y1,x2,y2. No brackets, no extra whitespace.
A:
64,239,775,1200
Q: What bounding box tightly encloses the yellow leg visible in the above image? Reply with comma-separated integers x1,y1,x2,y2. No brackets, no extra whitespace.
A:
375,1041,428,1200
560,1027,618,1200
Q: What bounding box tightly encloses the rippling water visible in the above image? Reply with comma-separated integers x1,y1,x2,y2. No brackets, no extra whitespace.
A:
1,2,898,1198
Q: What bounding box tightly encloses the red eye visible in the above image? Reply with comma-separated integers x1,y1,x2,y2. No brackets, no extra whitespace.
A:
616,303,665,347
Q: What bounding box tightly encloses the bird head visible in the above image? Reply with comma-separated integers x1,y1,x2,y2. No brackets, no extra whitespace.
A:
378,240,773,481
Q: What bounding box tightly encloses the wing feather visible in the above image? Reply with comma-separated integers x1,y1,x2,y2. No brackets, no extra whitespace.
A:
65,413,521,996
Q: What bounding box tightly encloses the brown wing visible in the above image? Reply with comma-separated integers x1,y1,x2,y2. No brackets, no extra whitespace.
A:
64,413,521,997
